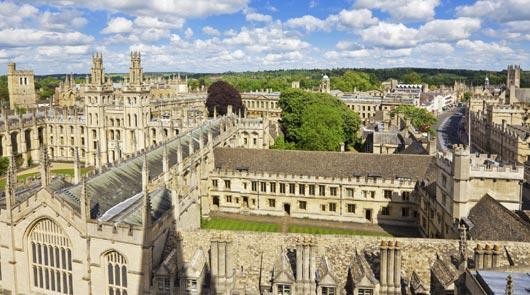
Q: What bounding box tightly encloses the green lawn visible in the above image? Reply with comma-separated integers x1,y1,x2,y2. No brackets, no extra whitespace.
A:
201,217,279,232
288,224,391,237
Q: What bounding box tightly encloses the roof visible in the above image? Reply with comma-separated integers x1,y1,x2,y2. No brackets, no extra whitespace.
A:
476,270,530,295
468,195,530,242
431,256,459,288
349,250,378,285
213,148,433,180
50,117,224,225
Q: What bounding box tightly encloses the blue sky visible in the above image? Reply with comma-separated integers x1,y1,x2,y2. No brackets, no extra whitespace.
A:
0,0,529,74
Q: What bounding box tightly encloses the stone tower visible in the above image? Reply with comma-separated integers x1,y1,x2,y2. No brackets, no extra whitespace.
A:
507,65,520,88
122,51,150,153
451,145,471,218
84,52,113,166
7,62,37,110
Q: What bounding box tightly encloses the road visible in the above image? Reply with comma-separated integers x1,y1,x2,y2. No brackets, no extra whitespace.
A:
436,107,466,151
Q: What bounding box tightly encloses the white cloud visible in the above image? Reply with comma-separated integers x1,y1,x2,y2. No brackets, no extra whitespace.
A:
184,27,193,38
31,0,249,19
202,26,220,36
101,17,133,34
456,39,513,54
245,12,272,22
285,15,330,32
263,51,303,64
0,28,94,47
324,49,370,59
336,9,378,29
134,16,184,29
335,41,362,51
415,42,454,55
359,22,419,49
456,0,530,22
419,17,481,42
0,2,38,28
356,0,440,21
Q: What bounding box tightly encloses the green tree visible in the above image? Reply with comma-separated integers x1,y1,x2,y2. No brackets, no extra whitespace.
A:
462,92,472,102
276,89,361,151
391,105,437,134
402,72,422,84
0,156,9,176
0,76,8,103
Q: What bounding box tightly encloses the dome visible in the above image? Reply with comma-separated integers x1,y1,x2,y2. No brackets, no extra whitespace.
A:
322,74,329,80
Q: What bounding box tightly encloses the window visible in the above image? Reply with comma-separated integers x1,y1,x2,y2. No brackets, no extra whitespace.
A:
225,195,232,203
157,277,170,292
330,187,337,196
30,219,73,294
270,182,276,193
347,204,356,213
105,251,128,295
212,179,218,188
402,191,410,201
289,183,295,194
321,204,326,212
299,184,305,195
384,190,393,199
260,182,266,192
186,279,197,290
309,185,315,195
277,284,291,295
224,180,231,189
319,185,325,196
329,203,336,212
322,287,336,295
370,191,375,198
251,181,257,192
402,207,410,217
358,289,373,295
299,201,307,210
382,207,390,215
346,188,354,197
279,183,286,194
268,199,276,207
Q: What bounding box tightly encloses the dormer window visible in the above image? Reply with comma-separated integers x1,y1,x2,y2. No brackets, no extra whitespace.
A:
358,288,374,295
277,284,291,295
186,279,197,290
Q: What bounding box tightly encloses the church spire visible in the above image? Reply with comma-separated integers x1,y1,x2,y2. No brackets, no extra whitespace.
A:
74,147,81,185
5,154,16,209
80,177,90,222
40,145,50,188
141,154,151,227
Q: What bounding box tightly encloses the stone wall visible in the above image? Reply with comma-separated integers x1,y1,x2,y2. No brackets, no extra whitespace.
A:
178,230,530,294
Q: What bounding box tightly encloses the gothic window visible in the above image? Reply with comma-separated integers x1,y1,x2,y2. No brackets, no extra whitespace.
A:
105,251,128,295
29,218,73,294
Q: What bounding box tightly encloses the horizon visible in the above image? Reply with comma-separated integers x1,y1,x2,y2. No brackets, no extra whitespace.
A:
0,0,529,74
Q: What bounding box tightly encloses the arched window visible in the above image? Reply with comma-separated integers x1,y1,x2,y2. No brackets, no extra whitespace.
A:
105,251,128,295
29,219,73,294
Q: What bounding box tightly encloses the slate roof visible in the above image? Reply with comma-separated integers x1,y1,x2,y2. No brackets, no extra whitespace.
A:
431,256,459,288
468,195,530,242
214,148,433,180
349,250,378,285
50,118,224,225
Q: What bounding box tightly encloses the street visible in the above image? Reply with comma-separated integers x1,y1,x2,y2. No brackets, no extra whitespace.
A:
436,107,466,151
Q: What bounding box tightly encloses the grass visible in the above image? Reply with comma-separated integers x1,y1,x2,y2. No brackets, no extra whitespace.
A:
288,224,392,237
202,217,279,232
0,167,94,190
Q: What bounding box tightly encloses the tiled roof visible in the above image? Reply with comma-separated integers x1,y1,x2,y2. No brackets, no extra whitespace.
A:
468,195,530,242
214,148,433,180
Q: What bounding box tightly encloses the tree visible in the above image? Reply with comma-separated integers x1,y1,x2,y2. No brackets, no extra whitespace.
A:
391,105,437,134
402,72,422,84
206,81,244,116
462,92,472,102
274,89,361,151
0,156,9,176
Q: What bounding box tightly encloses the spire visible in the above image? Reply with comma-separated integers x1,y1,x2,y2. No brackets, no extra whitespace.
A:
505,275,513,295
74,147,81,185
142,154,149,192
458,223,468,270
162,140,169,174
95,143,101,172
40,145,50,187
80,177,90,222
5,154,16,209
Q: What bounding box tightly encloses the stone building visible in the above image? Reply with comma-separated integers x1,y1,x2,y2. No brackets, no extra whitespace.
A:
7,62,37,110
1,52,207,167
53,73,80,107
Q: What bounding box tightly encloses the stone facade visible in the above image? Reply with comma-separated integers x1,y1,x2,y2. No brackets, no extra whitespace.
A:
7,62,37,110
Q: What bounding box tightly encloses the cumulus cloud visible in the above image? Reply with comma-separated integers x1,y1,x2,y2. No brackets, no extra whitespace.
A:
356,0,440,21
336,8,378,29
359,22,419,49
29,0,249,18
134,16,184,29
101,17,134,34
245,12,272,22
456,39,513,54
419,17,481,42
457,0,530,22
0,28,94,47
284,15,331,32
184,28,193,38
202,26,220,36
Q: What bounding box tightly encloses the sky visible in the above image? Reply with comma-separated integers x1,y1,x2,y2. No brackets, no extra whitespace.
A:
0,0,529,74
